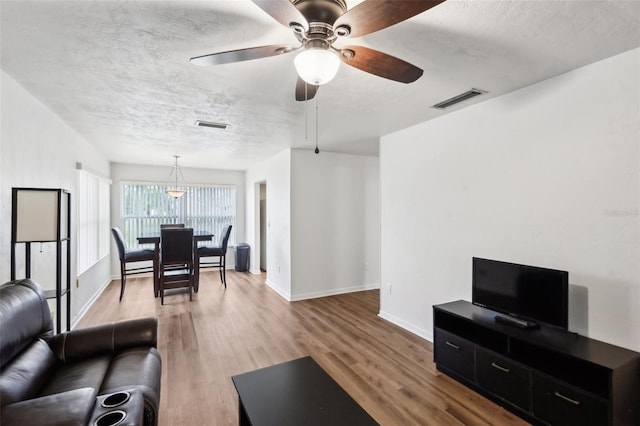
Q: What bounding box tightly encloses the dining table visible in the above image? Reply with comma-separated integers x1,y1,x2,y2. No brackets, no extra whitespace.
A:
137,230,214,297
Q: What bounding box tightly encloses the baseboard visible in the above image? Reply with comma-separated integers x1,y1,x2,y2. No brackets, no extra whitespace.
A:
378,309,433,342
71,277,113,330
290,283,380,302
264,279,291,301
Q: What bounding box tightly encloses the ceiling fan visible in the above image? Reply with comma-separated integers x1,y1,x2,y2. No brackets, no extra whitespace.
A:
190,0,446,101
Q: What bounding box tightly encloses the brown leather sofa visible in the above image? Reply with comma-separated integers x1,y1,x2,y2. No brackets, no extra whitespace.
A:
0,279,162,426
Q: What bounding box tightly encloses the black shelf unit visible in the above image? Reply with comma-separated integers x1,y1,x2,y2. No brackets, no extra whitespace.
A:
10,187,71,332
433,300,640,426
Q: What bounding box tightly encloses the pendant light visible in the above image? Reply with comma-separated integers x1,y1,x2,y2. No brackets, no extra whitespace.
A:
165,155,186,198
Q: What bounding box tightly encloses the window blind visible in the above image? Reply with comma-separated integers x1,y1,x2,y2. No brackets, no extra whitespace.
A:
121,183,236,248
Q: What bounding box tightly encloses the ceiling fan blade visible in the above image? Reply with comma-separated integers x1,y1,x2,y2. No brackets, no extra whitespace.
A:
190,45,296,66
335,0,446,38
251,0,309,31
339,46,423,83
295,77,318,101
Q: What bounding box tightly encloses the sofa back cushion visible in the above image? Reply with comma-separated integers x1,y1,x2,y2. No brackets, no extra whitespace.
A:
48,318,158,363
0,279,53,369
0,339,57,406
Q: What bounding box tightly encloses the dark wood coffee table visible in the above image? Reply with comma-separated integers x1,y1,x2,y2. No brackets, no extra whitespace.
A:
231,356,378,426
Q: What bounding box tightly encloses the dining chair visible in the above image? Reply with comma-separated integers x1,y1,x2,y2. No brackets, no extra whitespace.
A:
196,225,232,289
160,224,190,274
159,227,194,305
111,227,155,301
160,223,185,229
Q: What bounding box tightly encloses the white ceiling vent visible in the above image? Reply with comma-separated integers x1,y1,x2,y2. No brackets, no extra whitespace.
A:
195,120,229,130
432,89,487,110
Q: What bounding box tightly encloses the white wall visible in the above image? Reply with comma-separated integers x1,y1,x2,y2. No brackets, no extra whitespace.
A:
245,149,381,302
380,48,640,351
245,150,292,298
1,70,111,327
109,162,245,276
290,149,380,300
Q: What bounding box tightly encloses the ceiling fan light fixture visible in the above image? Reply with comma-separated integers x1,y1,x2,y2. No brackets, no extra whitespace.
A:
294,48,340,86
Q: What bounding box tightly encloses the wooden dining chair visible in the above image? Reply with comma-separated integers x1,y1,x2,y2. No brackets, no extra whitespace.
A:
160,223,185,229
196,225,232,289
159,228,194,305
111,227,155,301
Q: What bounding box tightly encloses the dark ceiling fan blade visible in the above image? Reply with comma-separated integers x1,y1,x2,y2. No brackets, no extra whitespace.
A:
334,0,446,38
338,46,423,83
190,45,296,66
251,0,309,31
295,77,318,101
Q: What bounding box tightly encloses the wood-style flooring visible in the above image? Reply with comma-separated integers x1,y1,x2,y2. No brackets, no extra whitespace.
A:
78,271,528,426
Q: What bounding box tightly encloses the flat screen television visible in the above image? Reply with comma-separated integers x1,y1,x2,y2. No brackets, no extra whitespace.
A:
472,257,569,330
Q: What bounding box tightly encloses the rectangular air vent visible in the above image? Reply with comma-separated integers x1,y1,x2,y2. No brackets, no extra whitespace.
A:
432,89,487,110
195,120,229,130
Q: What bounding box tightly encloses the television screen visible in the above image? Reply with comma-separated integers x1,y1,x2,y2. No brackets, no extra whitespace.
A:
472,257,569,330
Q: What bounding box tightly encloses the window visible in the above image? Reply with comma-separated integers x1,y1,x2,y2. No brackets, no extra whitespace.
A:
77,170,111,275
120,183,236,248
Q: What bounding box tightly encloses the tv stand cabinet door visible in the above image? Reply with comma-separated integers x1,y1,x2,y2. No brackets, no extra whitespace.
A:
476,348,531,411
434,328,475,381
532,373,608,426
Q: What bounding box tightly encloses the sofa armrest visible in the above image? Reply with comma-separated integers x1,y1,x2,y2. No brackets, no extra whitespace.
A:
1,387,96,426
49,317,157,364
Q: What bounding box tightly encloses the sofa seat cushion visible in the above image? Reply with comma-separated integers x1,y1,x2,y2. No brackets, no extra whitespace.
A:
37,355,111,397
0,339,57,405
1,387,96,426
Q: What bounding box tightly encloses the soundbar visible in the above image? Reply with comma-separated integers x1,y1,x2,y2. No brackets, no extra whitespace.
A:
494,314,539,329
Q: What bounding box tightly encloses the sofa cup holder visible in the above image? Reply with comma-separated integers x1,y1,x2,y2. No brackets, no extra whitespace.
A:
95,410,126,426
101,391,131,408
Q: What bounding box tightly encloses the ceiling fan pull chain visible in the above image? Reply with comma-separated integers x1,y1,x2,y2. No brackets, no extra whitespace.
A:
305,85,308,142
315,95,320,154
305,83,311,142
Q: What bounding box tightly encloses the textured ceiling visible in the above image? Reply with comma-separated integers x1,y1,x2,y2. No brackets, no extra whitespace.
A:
2,0,639,170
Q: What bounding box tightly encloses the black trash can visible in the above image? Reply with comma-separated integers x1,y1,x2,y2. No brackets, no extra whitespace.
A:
235,243,250,272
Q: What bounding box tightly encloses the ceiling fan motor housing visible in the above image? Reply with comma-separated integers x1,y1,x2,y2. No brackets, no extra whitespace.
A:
292,0,347,26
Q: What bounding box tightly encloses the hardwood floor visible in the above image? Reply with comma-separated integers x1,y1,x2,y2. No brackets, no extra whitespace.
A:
78,271,529,426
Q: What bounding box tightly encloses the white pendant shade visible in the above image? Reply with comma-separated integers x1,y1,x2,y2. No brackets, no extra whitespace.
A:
166,155,186,198
166,188,186,198
294,49,340,86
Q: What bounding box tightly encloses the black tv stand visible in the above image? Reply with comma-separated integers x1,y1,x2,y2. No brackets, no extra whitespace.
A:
494,314,539,329
433,300,640,426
